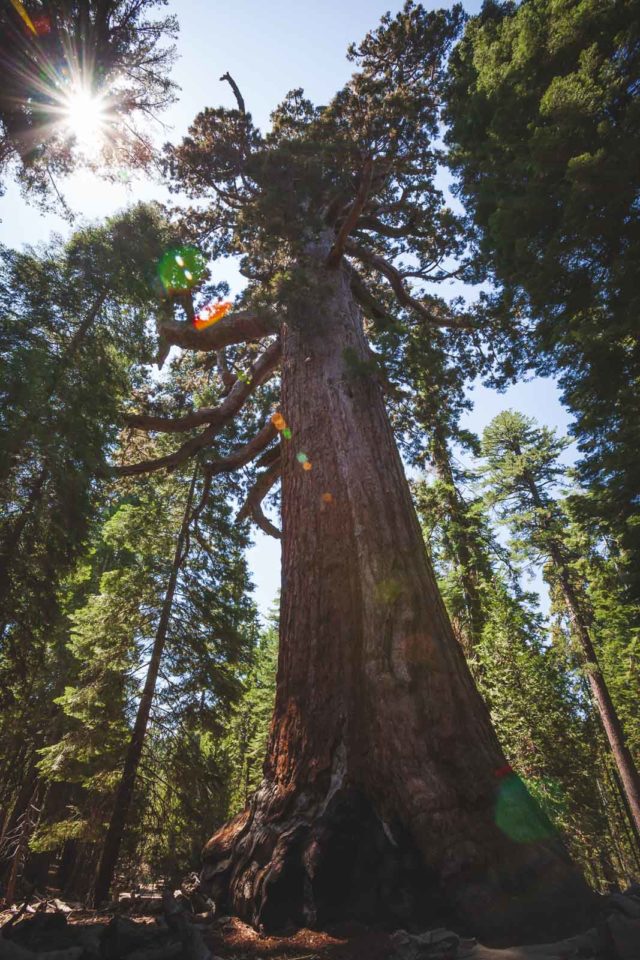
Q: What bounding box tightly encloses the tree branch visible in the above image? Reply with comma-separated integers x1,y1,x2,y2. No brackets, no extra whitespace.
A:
349,266,399,327
326,158,374,267
220,72,246,115
216,349,236,394
203,422,278,475
236,459,282,540
157,310,279,354
356,215,416,239
117,343,281,476
125,341,281,434
344,240,474,330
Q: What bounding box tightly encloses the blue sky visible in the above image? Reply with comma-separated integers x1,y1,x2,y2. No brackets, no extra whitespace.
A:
0,0,573,617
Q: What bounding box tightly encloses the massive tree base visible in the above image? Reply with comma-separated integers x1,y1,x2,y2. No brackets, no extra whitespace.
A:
202,779,595,946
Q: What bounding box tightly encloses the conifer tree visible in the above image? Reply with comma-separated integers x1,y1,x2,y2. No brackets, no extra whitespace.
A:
0,205,175,895
445,0,640,606
37,452,256,899
479,410,640,838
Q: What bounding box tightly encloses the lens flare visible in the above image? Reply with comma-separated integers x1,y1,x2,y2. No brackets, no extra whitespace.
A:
63,86,109,152
193,300,233,330
9,0,37,34
494,767,555,844
157,246,207,297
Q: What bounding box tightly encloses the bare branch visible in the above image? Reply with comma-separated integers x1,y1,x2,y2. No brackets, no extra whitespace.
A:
117,343,281,477
349,266,399,327
220,71,246,115
203,422,278,475
116,423,220,477
237,459,282,540
326,158,374,267
125,341,281,434
255,443,282,469
157,310,279,354
356,215,415,239
216,349,236,394
344,240,474,331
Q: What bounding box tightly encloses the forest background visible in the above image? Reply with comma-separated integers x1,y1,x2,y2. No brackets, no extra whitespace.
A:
0,0,638,926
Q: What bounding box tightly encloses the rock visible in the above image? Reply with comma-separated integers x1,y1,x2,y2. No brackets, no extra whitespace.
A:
101,916,165,959
390,928,462,959
125,944,183,960
606,912,640,960
73,924,107,959
607,891,640,920
0,935,32,960
0,939,83,960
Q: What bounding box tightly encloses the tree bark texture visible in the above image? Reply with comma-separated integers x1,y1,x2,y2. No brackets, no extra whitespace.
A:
201,250,593,943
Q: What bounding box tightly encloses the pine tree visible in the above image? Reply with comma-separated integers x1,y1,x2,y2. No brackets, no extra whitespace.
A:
225,615,279,815
118,5,592,939
37,452,256,900
479,410,640,839
0,205,175,897
413,427,631,888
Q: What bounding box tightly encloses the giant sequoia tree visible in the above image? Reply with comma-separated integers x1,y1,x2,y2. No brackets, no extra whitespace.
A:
121,4,592,942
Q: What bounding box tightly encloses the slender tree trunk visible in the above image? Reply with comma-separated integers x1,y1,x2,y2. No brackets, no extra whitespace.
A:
550,547,640,838
0,466,47,607
201,249,592,944
92,468,198,907
518,464,640,840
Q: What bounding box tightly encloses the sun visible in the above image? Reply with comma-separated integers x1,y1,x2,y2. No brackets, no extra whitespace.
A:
62,86,109,152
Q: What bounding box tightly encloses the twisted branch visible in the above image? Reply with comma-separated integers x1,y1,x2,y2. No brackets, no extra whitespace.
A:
237,459,282,540
344,240,474,331
125,341,281,434
157,310,279,354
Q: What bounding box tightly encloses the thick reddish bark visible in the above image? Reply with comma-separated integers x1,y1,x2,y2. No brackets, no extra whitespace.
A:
202,249,593,944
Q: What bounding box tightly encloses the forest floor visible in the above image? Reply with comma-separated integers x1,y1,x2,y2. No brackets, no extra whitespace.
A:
1,887,640,960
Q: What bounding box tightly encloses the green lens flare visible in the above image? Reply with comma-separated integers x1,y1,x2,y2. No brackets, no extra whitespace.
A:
157,246,206,296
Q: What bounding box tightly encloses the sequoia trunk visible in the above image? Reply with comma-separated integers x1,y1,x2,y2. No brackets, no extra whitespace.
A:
202,252,593,943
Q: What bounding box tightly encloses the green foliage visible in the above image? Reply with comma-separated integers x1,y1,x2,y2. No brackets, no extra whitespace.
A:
36,458,257,888
225,618,279,814
446,0,640,604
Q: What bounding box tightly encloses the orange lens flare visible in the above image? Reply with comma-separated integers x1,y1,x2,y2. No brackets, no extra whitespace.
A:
271,413,287,431
10,0,37,34
193,301,233,330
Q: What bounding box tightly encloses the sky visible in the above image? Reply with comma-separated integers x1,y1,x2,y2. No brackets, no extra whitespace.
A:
0,0,573,618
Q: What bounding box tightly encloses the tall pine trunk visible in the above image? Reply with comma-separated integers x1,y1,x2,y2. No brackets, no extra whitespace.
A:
518,462,640,842
550,545,640,841
92,468,197,906
201,251,592,944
